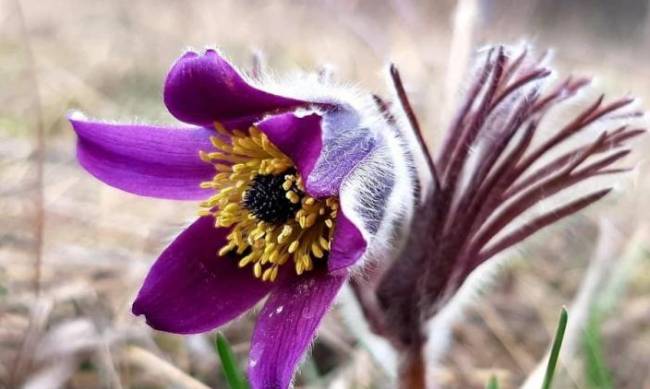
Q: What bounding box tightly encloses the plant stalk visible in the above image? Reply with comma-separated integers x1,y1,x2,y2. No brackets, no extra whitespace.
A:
397,345,426,389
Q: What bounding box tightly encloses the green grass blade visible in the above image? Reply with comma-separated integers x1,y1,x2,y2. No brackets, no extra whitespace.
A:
541,307,569,389
583,309,613,389
486,375,500,389
215,333,250,389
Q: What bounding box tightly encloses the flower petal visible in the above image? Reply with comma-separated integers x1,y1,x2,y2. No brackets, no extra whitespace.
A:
328,209,367,271
164,49,305,126
132,217,274,334
256,112,323,186
248,269,348,389
305,108,378,198
70,118,215,200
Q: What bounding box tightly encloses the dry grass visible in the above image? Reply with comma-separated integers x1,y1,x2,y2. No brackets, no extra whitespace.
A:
1,0,649,388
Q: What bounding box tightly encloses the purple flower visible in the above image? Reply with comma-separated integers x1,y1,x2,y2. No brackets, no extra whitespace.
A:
69,49,415,388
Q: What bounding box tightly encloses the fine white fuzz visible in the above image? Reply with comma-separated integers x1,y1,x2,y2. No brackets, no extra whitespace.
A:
244,53,418,269
340,117,416,268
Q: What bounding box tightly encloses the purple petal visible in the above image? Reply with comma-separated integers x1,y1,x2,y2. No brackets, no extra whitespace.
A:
248,269,348,389
328,210,367,271
256,113,323,186
305,108,378,198
164,49,306,126
132,217,274,334
70,118,214,200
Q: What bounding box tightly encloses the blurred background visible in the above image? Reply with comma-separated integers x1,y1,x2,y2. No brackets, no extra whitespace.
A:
1,0,650,388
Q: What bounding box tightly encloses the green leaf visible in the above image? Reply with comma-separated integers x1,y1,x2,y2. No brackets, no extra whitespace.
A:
541,307,568,389
486,375,500,389
215,333,250,389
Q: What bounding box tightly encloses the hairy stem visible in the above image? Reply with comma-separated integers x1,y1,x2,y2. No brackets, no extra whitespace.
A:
397,346,427,389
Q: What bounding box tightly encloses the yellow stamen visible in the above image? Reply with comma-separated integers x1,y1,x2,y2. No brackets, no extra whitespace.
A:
286,191,300,204
254,262,262,278
199,123,339,282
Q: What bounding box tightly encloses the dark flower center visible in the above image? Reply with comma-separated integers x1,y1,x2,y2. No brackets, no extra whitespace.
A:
244,169,303,224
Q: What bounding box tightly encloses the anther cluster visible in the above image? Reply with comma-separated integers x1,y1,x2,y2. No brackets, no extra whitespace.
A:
199,124,338,281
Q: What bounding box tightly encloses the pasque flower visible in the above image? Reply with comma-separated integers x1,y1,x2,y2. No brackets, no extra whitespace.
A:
69,49,415,388
352,46,644,388
70,44,643,389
